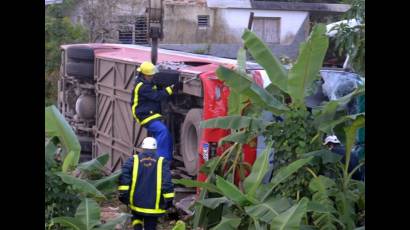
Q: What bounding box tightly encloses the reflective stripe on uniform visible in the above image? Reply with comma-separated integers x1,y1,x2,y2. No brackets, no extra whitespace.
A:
130,155,139,205
163,192,175,198
118,185,129,191
140,113,162,125
132,219,143,226
156,157,164,210
132,82,144,120
129,156,167,214
129,205,166,214
165,86,173,95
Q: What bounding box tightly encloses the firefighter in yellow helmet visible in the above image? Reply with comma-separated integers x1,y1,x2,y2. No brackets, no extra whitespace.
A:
130,61,174,161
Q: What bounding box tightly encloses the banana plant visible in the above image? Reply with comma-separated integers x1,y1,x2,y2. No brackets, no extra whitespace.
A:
45,105,121,198
201,24,364,144
45,105,125,229
196,24,365,229
46,105,81,172
174,143,314,229
50,198,129,230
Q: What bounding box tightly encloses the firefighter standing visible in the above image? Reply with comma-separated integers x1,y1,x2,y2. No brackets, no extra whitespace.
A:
118,137,175,230
130,61,174,161
323,135,363,180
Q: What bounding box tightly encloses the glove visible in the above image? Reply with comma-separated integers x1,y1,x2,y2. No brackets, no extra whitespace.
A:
170,84,178,91
118,191,130,205
165,85,174,95
165,199,174,210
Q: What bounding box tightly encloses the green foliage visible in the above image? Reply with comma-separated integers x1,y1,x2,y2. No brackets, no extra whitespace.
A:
215,175,253,206
45,106,127,229
192,22,365,229
211,215,242,230
172,220,187,230
242,29,288,94
271,197,309,230
173,179,222,194
287,24,329,106
77,154,110,173
45,163,81,228
50,198,129,230
343,116,365,180
309,176,341,229
200,115,268,131
45,0,88,105
216,67,288,114
46,105,81,172
177,152,314,229
332,0,365,75
243,141,273,197
55,172,106,199
269,107,321,199
245,197,292,224
262,157,314,202
197,197,233,210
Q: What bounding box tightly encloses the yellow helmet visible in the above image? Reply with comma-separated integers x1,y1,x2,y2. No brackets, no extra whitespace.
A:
137,61,157,76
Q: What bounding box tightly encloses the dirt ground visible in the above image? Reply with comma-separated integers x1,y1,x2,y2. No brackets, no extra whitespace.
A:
100,200,181,230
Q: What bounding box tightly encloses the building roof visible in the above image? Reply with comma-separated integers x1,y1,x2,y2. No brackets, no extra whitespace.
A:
251,1,351,13
207,0,350,13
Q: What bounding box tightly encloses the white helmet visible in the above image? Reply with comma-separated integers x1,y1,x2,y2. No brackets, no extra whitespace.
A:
323,135,341,145
141,137,157,150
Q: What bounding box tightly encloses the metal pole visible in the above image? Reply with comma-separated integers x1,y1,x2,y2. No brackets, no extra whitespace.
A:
247,12,254,30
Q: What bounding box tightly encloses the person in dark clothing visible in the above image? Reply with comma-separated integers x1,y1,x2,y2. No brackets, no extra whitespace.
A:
118,137,175,230
323,135,363,180
130,61,174,161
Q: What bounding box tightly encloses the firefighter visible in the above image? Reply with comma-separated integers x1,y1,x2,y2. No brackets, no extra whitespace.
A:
130,61,174,161
118,137,175,230
323,135,363,180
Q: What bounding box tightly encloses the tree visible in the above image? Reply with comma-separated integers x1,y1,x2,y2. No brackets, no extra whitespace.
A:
81,0,121,43
331,0,365,75
45,0,88,105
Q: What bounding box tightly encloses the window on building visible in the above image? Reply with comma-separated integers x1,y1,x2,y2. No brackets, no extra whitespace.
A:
135,16,148,44
252,17,281,44
116,16,148,45
118,25,133,44
197,15,210,28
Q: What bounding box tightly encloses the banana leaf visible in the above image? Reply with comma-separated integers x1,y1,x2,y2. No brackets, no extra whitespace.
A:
77,153,110,173
210,215,242,230
75,198,101,230
197,197,233,210
262,157,313,201
270,197,309,230
244,141,273,197
173,178,222,194
216,66,288,114
245,197,292,224
56,172,105,199
216,175,253,206
45,105,81,172
287,24,329,106
200,115,268,132
242,29,288,94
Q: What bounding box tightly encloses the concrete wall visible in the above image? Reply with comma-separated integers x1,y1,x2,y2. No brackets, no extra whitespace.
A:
160,10,310,59
163,7,308,45
216,9,309,45
163,5,214,43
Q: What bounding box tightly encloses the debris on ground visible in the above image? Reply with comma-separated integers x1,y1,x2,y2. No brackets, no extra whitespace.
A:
100,200,184,230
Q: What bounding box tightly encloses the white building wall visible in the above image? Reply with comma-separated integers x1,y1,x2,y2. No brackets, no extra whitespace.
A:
220,9,309,45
